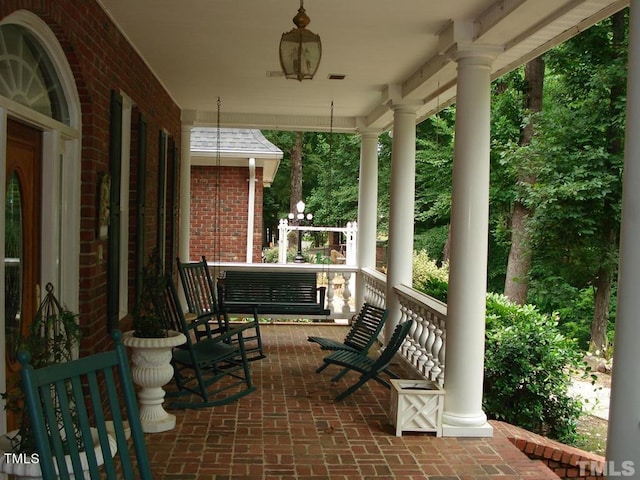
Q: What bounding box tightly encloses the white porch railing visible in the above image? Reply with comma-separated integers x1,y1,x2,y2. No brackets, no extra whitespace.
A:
394,284,446,387
361,267,447,388
207,263,447,386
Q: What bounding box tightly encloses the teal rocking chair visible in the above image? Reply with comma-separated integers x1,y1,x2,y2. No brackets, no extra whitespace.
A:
18,330,153,479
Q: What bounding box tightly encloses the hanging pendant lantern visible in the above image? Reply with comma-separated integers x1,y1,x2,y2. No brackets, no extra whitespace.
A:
279,0,322,81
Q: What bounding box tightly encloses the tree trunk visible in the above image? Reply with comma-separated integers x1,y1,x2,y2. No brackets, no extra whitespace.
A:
442,224,451,263
589,11,625,354
503,57,544,304
290,131,303,213
591,264,613,354
503,203,532,304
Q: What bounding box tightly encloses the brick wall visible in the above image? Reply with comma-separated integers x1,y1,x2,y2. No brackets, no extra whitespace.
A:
190,165,264,263
494,421,607,479
1,0,182,355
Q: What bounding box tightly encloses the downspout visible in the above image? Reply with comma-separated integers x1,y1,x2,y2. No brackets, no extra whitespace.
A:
247,158,256,263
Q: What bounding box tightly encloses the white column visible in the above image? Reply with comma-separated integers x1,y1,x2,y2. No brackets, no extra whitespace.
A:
178,117,194,262
441,51,495,437
385,104,418,341
607,0,640,471
246,158,256,263
356,130,381,309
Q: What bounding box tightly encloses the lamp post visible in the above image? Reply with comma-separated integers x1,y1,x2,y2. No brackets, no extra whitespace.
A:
288,200,313,263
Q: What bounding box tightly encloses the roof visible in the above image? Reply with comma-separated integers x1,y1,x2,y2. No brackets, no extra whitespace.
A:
191,128,283,157
98,0,628,133
190,128,283,187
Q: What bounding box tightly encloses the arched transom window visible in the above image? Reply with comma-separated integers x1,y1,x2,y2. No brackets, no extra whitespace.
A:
0,23,70,125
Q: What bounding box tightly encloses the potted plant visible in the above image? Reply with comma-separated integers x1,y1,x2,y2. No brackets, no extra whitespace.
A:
122,249,186,433
0,283,114,479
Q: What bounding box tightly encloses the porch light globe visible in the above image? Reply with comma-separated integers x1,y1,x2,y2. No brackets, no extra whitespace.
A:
279,3,321,81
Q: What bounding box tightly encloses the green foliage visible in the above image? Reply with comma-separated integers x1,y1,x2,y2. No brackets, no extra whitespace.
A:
263,130,361,232
2,285,82,454
412,250,449,302
483,293,584,444
133,249,169,338
414,226,448,263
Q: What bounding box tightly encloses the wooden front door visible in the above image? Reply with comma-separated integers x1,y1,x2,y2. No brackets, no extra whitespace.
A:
4,119,42,431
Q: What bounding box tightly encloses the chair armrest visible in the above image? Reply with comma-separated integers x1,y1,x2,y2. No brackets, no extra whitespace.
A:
208,321,257,344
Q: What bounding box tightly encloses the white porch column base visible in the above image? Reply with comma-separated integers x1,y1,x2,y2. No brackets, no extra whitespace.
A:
442,416,493,438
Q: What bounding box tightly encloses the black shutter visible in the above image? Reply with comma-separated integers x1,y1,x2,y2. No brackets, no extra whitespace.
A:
135,113,147,311
107,90,123,332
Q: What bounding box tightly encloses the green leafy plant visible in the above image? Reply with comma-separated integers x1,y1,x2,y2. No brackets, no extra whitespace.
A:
483,293,585,444
2,283,82,455
412,250,449,302
133,249,169,338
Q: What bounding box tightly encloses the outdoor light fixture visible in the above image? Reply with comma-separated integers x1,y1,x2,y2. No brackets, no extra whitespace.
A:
279,0,321,81
288,200,313,263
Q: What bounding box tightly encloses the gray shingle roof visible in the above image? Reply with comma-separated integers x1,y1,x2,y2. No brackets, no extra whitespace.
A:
191,128,282,156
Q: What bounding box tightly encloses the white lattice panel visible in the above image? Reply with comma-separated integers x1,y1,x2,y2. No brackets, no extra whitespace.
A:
389,379,445,437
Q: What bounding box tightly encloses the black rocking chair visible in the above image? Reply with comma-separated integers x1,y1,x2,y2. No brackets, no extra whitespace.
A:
153,276,256,409
177,256,265,361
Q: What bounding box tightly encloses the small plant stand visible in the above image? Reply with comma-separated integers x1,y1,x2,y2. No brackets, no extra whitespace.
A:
389,379,445,437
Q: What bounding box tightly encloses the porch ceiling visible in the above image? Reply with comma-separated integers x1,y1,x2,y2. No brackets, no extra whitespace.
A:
97,0,628,133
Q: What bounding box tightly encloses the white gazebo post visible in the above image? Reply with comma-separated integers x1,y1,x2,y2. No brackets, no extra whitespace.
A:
356,129,381,310
345,222,357,266
440,24,498,437
607,0,640,470
278,219,288,263
385,98,419,341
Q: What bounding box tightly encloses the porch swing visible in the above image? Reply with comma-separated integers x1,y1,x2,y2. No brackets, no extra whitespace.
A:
217,103,337,322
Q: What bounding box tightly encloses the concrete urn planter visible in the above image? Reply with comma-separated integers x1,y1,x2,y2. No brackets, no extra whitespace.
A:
122,330,186,433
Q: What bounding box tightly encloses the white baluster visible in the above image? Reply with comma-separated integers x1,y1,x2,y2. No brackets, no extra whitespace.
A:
400,304,412,357
341,271,352,314
422,315,436,378
410,308,423,370
416,310,430,372
433,326,445,386
326,271,336,317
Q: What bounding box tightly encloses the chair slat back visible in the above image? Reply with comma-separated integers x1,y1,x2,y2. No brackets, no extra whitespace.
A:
18,330,152,480
372,320,413,369
176,256,219,317
154,275,195,346
342,303,388,351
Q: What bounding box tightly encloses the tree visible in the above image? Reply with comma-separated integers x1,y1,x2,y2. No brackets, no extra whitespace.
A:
503,57,544,304
528,11,627,352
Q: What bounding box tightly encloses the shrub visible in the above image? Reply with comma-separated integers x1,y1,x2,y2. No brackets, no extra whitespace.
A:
483,293,584,444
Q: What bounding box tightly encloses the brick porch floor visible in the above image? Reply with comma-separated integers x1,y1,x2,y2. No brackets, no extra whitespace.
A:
144,324,558,480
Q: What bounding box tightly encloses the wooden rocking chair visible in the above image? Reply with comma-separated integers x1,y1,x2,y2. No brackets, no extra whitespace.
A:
319,320,414,401
177,256,265,361
153,276,256,409
18,330,153,479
